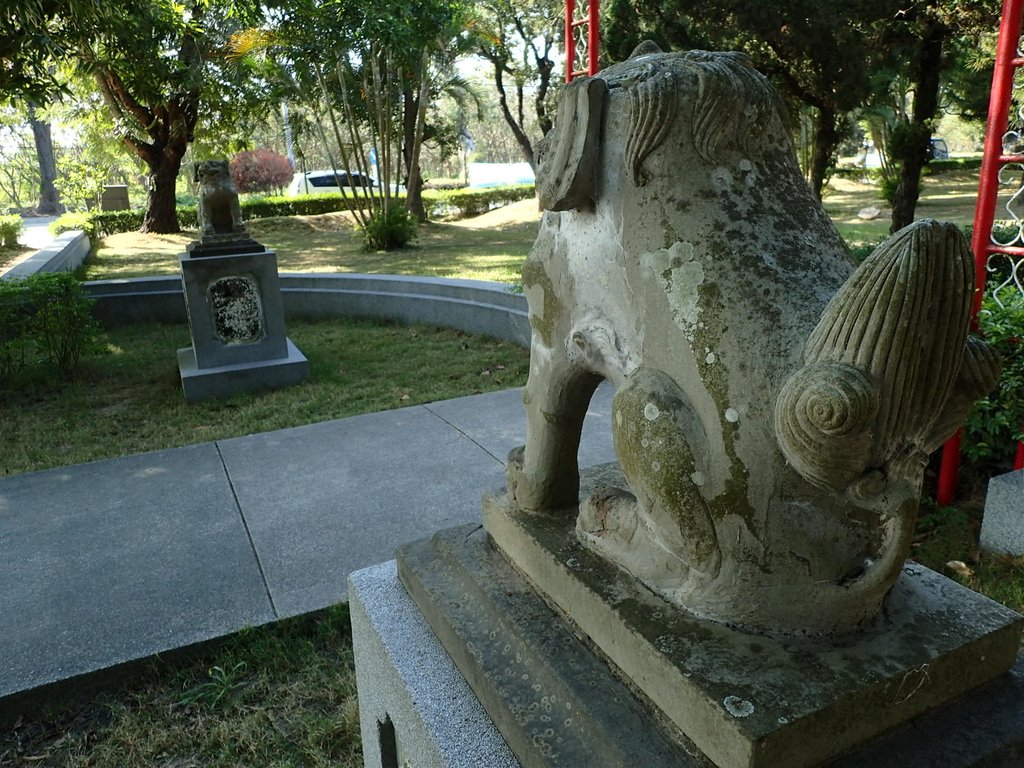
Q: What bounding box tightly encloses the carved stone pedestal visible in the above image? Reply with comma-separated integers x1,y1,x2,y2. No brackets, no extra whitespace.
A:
177,248,308,401
393,520,1024,768
389,467,1024,768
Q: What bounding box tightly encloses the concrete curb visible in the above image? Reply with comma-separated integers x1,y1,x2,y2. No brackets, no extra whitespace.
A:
85,273,531,346
1,230,90,279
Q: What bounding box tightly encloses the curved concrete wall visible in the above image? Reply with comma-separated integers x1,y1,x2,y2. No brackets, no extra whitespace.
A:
85,273,531,347
2,230,90,279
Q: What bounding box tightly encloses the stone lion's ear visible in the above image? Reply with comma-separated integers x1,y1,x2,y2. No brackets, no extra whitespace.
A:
536,77,607,212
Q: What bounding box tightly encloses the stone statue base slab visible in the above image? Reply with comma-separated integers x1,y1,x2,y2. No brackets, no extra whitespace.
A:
474,467,1023,768
395,524,1024,768
177,338,309,402
385,534,1024,768
186,238,267,258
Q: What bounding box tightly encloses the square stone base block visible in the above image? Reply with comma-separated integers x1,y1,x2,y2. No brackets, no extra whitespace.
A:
177,338,309,402
980,470,1024,556
473,474,1023,768
397,513,1024,768
350,561,519,768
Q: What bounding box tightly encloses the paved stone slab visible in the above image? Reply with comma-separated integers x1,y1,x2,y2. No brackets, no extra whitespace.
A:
423,382,616,469
0,444,275,698
350,560,519,768
980,469,1024,556
482,465,1024,768
218,406,508,618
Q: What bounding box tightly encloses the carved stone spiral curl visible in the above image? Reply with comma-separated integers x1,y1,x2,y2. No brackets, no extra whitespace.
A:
775,362,879,490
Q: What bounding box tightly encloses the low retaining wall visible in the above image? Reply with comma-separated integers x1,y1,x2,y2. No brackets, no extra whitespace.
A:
2,230,90,279
85,273,531,347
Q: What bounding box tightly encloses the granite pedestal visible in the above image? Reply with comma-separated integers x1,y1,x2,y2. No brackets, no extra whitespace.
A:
385,524,1024,768
980,470,1024,556
177,247,308,401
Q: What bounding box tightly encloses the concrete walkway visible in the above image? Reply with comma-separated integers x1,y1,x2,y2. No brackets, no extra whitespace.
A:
0,385,615,703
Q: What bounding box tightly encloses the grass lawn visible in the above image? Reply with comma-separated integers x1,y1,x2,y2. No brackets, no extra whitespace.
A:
82,203,538,283
0,245,33,275
1,318,529,477
825,170,979,246
1,606,361,767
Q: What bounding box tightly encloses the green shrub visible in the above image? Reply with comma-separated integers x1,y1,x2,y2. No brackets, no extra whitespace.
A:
0,214,22,248
50,212,97,238
924,157,983,174
28,273,101,375
963,292,1024,472
361,206,418,251
846,238,885,264
423,184,536,219
0,273,99,385
0,279,33,384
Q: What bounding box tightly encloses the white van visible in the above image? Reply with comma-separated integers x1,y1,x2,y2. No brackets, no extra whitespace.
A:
287,170,375,197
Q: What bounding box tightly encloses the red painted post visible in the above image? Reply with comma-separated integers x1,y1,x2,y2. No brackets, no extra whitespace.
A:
565,0,575,84
936,0,1024,505
968,0,1024,318
565,0,599,82
587,0,599,77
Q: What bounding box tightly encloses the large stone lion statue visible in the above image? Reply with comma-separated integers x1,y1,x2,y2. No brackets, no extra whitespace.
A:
502,43,999,635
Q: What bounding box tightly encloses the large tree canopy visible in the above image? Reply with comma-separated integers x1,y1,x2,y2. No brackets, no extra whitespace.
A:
606,0,892,199
0,1,101,104
604,0,1000,227
74,1,271,232
473,0,561,168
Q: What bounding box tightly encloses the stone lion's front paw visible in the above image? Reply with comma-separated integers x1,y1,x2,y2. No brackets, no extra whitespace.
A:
505,445,527,504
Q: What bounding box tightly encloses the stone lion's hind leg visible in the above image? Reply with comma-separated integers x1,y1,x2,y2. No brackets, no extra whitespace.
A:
577,368,721,598
507,360,602,513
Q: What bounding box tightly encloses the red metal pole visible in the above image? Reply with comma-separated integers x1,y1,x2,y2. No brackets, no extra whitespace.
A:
1015,441,1024,471
936,0,1024,505
969,0,1024,317
587,0,599,76
565,0,575,83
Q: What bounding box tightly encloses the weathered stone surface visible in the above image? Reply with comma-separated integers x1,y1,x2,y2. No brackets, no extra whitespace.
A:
350,560,520,768
397,526,702,768
177,338,309,402
502,46,997,635
379,540,1024,768
480,464,1024,768
193,159,247,243
980,469,1024,556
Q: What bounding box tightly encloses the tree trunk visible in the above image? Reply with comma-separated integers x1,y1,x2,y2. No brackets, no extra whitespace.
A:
27,103,64,215
143,149,184,233
490,59,536,168
890,17,945,234
402,85,426,222
808,106,839,201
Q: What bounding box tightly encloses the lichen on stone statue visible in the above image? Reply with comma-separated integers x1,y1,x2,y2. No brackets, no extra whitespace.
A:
505,43,1000,636
194,159,247,242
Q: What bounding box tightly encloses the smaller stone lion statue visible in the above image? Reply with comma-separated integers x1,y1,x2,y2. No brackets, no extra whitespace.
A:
194,159,246,239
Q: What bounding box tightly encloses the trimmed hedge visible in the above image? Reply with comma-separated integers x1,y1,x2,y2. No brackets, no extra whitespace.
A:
49,185,538,239
923,157,983,174
830,156,982,181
